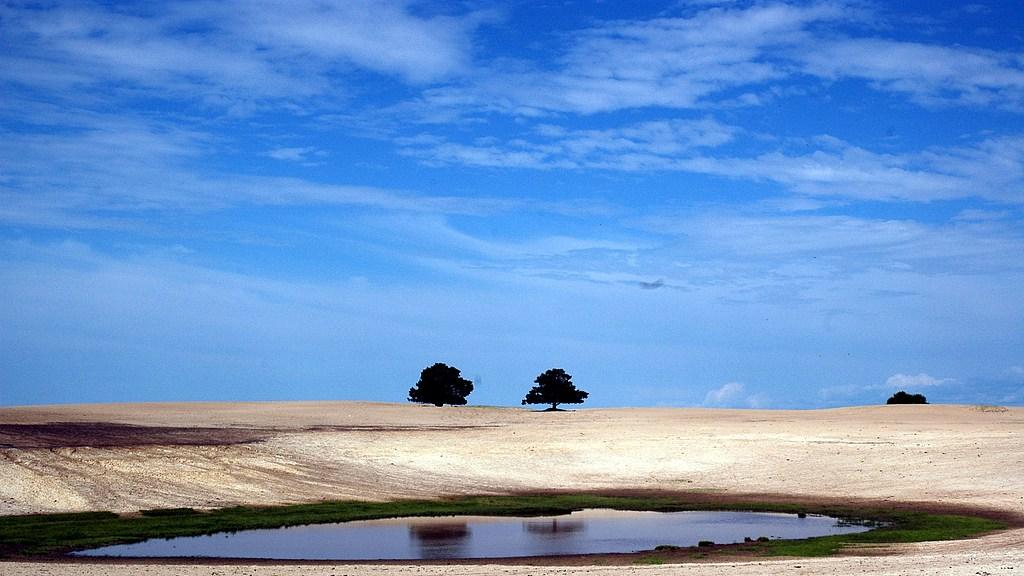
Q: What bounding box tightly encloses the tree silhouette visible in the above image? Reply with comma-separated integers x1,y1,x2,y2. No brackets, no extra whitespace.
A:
522,368,588,411
408,363,474,406
886,390,927,404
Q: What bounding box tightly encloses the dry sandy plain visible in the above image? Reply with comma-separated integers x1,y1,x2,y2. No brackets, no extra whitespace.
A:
1,401,1023,575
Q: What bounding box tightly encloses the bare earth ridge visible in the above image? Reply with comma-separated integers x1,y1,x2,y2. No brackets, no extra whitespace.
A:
1,401,1022,575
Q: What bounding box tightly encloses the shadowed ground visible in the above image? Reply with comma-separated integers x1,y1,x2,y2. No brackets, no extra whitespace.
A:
0,423,271,449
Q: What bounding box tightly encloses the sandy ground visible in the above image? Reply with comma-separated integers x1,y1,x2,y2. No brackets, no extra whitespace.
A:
1,401,1023,574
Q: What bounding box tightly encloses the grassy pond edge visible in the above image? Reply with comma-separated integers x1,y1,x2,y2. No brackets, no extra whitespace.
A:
0,492,1011,562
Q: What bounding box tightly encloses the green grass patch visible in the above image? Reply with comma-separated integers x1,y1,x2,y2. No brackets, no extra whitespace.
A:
762,511,1005,557
0,494,1007,559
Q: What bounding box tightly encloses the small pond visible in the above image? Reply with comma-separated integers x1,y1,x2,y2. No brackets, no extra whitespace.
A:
74,509,873,560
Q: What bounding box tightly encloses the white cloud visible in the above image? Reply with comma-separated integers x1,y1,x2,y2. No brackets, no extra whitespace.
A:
231,0,486,84
884,373,955,390
703,382,767,408
704,381,744,405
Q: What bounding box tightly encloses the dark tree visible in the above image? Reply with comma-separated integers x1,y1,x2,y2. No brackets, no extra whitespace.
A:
408,363,474,406
886,390,928,405
522,368,588,411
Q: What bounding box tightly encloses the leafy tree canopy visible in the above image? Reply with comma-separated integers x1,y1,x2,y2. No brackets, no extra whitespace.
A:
522,368,588,411
887,390,928,404
408,363,474,407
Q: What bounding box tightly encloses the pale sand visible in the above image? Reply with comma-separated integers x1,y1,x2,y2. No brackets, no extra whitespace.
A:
2,401,1023,574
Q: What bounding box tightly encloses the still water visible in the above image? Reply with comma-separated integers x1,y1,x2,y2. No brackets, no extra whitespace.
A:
75,509,872,560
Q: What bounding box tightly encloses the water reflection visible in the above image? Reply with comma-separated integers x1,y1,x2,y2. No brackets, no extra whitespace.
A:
523,519,585,535
408,522,470,559
74,509,875,560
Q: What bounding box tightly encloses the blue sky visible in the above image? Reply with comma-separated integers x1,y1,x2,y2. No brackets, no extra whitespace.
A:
1,0,1023,408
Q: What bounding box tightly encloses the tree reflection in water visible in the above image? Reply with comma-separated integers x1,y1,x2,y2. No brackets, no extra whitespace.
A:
523,519,585,535
408,522,470,559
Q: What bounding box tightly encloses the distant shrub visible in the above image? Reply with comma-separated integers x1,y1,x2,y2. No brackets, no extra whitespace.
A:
654,544,681,550
698,540,714,547
887,390,927,404
757,536,770,542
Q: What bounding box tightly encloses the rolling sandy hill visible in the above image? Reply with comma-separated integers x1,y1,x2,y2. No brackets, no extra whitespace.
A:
1,401,1022,574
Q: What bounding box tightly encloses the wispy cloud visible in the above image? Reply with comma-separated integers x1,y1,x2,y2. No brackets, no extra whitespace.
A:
6,1,1022,124
350,212,643,264
398,117,737,169
400,122,1024,203
266,147,326,163
0,109,599,226
823,373,957,403
0,1,486,110
396,1,1024,119
412,2,851,116
797,38,1024,110
638,210,1024,282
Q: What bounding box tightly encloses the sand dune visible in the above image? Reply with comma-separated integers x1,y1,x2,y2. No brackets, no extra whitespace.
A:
2,401,1022,574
